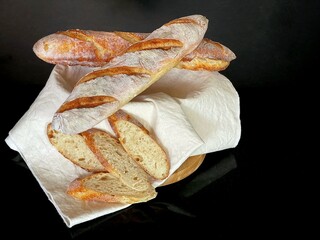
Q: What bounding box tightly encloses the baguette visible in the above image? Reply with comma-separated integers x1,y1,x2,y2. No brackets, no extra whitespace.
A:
81,128,153,191
67,172,157,204
108,109,170,180
33,29,235,71
47,123,106,172
51,14,209,134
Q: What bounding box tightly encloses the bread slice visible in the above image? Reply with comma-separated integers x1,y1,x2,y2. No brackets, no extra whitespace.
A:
81,128,153,191
108,110,170,180
67,172,157,204
47,123,106,172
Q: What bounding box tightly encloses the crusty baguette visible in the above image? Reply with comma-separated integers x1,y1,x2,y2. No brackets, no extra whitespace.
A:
51,14,209,134
81,128,153,191
67,172,157,204
33,31,147,67
47,123,106,172
108,109,170,180
33,29,235,71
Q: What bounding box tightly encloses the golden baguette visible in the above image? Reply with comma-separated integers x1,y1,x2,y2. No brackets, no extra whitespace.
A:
33,30,235,71
51,14,209,134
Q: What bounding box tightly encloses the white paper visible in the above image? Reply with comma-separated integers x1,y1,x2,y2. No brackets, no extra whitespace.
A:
5,64,241,227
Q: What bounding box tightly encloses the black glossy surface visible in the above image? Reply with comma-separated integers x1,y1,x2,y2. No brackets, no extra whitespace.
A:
1,85,306,238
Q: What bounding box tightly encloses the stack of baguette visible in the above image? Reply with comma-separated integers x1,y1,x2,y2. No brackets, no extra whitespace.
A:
36,14,236,204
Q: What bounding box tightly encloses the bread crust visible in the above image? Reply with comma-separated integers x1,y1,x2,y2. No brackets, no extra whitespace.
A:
33,30,235,71
33,29,132,66
51,14,209,134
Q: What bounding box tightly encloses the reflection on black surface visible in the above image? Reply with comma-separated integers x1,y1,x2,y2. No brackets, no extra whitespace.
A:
68,151,237,238
178,153,237,198
10,150,237,238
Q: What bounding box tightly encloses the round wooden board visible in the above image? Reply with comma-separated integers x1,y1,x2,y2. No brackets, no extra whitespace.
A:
160,154,206,186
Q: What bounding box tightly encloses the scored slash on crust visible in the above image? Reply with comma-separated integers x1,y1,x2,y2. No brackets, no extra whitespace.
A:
126,38,183,52
56,96,118,113
76,66,152,85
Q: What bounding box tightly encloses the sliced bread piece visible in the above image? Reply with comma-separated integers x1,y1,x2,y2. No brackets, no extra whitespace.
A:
67,172,157,204
47,123,106,172
108,109,170,180
81,128,153,191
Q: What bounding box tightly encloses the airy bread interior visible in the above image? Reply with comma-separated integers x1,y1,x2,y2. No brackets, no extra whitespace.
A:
67,172,157,204
47,123,106,172
113,119,170,180
82,129,153,192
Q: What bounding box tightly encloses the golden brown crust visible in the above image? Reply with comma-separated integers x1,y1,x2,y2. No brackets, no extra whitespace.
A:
108,109,149,136
80,129,115,172
47,123,55,139
67,181,106,201
126,38,183,53
33,30,235,71
58,29,89,41
114,31,147,44
177,57,230,71
183,38,236,62
51,15,209,134
58,29,109,62
76,66,152,85
165,18,198,26
33,30,131,66
56,96,118,113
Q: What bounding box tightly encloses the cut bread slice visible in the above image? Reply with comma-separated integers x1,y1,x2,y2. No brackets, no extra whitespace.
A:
47,123,106,172
108,109,170,180
67,172,157,204
81,128,153,191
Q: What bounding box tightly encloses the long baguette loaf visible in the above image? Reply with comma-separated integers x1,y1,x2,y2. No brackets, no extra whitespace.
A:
51,14,209,134
108,109,170,180
67,172,157,204
33,29,235,71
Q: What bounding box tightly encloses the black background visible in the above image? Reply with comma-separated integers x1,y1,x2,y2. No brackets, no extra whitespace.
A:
1,0,318,89
1,0,318,238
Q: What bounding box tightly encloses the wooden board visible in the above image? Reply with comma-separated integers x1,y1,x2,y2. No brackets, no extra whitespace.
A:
160,154,206,186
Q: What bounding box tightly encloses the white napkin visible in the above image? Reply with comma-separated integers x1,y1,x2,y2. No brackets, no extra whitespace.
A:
5,65,241,227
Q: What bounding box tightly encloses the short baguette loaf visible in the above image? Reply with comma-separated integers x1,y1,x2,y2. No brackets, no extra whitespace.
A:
52,14,209,134
81,128,153,191
47,123,106,172
67,172,157,204
33,29,235,71
108,109,170,180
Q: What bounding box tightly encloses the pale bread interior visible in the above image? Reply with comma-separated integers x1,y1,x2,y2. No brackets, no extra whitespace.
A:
115,120,169,180
68,172,157,204
47,123,106,172
87,130,153,192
